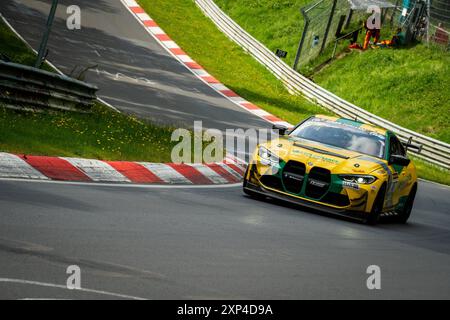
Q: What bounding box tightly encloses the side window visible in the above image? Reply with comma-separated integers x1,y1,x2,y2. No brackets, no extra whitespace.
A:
389,135,406,157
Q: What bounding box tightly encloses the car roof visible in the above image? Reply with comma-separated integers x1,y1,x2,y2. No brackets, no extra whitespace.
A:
314,115,387,136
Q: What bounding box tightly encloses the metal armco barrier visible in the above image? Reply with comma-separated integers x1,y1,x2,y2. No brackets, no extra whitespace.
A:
195,0,450,170
0,61,97,112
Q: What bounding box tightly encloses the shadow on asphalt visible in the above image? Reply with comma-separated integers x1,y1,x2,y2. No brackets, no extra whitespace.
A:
242,193,450,256
0,181,97,212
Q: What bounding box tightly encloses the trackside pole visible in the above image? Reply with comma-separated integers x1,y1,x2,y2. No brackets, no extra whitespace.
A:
293,8,309,71
35,0,59,68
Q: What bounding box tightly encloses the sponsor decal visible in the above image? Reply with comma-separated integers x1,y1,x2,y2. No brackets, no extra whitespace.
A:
343,181,360,190
291,149,340,164
392,172,399,181
358,155,395,207
326,117,385,139
309,179,328,187
284,173,304,182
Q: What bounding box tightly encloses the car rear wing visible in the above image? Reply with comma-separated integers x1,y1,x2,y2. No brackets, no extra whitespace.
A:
402,137,423,153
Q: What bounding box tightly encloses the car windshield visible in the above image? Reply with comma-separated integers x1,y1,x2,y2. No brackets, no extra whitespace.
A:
290,118,386,158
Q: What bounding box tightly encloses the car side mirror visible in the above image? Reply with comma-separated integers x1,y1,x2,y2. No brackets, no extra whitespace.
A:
389,154,410,167
402,138,423,154
272,124,289,136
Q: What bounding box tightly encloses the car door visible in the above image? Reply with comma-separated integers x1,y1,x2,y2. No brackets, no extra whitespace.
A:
387,134,409,206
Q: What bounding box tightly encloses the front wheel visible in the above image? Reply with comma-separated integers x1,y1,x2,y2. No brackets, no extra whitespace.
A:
395,184,417,224
365,185,386,225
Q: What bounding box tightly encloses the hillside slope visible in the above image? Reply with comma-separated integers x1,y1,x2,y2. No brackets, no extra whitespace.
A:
215,0,450,143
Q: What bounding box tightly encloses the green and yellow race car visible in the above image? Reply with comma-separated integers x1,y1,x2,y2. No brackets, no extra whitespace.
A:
243,115,420,224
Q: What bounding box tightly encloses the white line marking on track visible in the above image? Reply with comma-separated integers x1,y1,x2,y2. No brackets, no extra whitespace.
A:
0,278,146,300
0,177,242,189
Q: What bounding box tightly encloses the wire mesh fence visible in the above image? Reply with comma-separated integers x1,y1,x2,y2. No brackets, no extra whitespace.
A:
430,0,450,29
393,0,449,46
294,0,397,69
428,0,450,45
293,0,448,70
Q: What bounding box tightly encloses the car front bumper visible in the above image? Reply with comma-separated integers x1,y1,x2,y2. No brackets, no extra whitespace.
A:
244,181,370,221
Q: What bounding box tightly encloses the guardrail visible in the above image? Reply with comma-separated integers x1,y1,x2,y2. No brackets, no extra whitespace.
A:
195,0,450,170
0,61,97,112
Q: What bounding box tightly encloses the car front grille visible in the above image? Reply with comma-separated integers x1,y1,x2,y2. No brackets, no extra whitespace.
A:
305,167,331,199
259,162,339,205
260,175,283,191
282,161,306,194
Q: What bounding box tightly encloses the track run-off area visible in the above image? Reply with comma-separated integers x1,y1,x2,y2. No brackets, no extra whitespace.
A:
1,0,449,299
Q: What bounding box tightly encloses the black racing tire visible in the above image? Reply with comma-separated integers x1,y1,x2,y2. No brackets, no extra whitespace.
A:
365,184,386,225
395,184,417,224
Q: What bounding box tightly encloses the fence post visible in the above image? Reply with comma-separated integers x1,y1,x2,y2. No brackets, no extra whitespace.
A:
35,0,59,68
320,0,338,54
293,8,310,71
344,9,353,29
426,0,430,44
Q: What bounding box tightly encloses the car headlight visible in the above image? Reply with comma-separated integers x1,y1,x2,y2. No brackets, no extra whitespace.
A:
339,174,377,184
258,146,280,166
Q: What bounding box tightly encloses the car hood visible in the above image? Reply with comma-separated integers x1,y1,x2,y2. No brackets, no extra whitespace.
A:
262,137,387,175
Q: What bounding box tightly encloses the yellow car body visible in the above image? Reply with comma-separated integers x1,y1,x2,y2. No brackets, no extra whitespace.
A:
243,115,418,224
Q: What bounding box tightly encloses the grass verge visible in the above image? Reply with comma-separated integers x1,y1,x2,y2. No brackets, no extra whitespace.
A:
412,156,450,186
214,0,310,68
0,104,181,162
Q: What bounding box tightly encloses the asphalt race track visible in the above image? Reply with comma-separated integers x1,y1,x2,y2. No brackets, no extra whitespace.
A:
1,0,450,299
0,179,450,299
2,0,268,130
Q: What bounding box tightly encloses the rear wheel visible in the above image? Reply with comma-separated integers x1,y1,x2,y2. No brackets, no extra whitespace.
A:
395,184,417,224
365,185,386,225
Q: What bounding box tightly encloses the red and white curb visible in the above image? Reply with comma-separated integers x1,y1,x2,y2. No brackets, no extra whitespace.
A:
0,153,246,185
121,0,291,128
0,2,290,186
